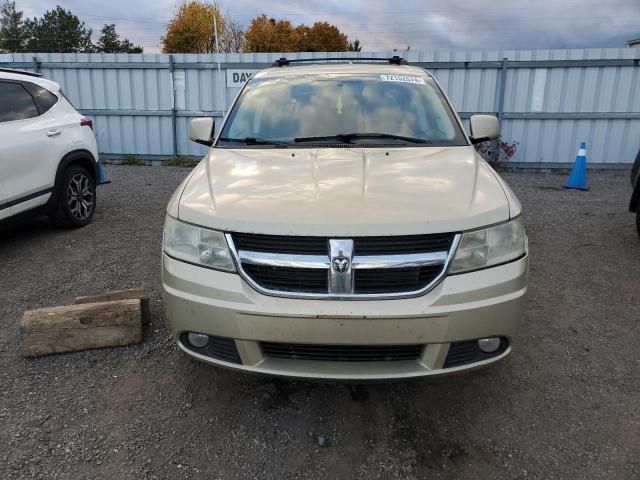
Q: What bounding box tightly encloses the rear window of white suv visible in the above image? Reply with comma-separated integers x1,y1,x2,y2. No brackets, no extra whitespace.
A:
0,82,39,122
23,82,59,113
219,73,467,147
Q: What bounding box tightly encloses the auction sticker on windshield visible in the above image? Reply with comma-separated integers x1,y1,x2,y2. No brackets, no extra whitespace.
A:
380,74,426,85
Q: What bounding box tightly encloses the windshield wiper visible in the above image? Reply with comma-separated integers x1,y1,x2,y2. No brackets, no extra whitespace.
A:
294,133,430,144
217,137,291,146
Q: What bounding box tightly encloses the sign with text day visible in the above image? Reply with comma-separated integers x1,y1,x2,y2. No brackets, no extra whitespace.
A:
226,69,259,88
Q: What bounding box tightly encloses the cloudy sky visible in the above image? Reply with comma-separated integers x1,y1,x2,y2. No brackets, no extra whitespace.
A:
17,0,640,53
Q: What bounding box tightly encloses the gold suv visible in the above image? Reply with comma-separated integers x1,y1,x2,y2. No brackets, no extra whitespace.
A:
162,58,528,380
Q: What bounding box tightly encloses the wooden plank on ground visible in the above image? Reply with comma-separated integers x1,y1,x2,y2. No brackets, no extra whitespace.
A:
75,288,150,325
20,299,142,357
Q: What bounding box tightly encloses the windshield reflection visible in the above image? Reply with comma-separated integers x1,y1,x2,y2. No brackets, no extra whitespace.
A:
218,74,466,147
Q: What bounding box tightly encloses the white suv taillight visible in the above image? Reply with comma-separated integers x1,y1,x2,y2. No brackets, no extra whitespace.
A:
80,117,93,130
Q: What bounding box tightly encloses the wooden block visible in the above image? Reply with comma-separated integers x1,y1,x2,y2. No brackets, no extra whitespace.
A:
20,299,142,357
75,288,150,326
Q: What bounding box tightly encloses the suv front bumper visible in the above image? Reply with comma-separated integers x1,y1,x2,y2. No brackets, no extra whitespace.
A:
162,253,528,380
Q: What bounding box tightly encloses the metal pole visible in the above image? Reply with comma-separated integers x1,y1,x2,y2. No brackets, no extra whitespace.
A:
31,56,39,74
489,57,508,162
169,55,178,157
213,14,226,117
496,57,508,128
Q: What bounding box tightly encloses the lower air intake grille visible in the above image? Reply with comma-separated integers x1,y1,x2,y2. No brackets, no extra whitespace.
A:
181,334,242,364
443,338,509,368
443,341,479,368
261,342,423,362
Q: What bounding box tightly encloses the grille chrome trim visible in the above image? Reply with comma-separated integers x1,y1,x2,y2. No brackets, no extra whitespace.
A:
226,233,461,300
237,250,448,270
238,250,330,269
352,252,447,269
329,239,354,295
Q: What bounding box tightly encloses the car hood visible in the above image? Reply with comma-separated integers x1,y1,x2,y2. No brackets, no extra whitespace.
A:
175,146,514,236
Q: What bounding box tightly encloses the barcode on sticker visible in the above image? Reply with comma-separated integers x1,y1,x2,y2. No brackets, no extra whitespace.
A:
380,75,426,85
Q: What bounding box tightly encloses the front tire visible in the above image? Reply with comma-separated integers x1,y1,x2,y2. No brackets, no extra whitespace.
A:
50,165,96,228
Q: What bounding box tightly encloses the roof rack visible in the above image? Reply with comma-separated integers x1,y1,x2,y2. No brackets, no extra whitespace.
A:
0,67,42,78
272,56,408,67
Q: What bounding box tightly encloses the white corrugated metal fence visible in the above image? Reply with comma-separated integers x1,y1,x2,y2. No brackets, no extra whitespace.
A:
1,49,639,166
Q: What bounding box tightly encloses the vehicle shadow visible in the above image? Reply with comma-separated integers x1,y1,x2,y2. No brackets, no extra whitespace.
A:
180,357,518,477
0,212,54,246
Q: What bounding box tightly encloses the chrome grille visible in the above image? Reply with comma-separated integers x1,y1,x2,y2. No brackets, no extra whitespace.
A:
227,232,459,299
355,234,453,255
353,265,444,294
233,233,326,255
243,264,328,293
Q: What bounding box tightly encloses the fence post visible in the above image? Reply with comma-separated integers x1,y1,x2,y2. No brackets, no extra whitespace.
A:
496,57,508,128
169,55,178,158
31,56,39,74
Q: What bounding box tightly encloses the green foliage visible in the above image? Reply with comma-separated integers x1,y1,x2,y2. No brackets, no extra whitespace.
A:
120,154,146,166
96,24,143,53
347,38,362,52
0,1,25,52
165,156,199,168
24,6,94,53
0,3,142,53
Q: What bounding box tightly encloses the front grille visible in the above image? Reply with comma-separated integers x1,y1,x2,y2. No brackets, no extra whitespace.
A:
261,342,423,362
181,334,242,364
355,234,453,255
243,264,328,293
233,233,327,255
230,232,455,297
354,265,443,294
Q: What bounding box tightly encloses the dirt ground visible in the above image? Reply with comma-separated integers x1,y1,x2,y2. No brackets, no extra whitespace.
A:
0,166,638,480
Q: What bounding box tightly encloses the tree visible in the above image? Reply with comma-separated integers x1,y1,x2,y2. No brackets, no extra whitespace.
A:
244,15,353,53
162,1,243,53
0,1,26,52
303,22,349,52
24,6,93,53
219,17,244,53
96,24,143,53
243,15,301,53
348,38,362,52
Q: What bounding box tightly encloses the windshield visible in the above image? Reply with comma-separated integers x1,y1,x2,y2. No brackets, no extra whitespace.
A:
217,73,467,147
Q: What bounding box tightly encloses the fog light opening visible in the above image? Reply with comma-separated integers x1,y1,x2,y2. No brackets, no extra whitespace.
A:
478,337,501,353
187,332,209,348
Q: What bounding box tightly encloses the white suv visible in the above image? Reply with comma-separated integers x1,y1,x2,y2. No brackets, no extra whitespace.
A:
0,68,101,227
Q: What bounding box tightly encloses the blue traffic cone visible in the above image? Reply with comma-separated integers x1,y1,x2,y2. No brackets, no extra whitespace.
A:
97,160,109,185
565,142,589,190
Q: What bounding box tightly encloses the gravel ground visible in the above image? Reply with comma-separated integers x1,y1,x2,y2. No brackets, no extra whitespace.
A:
0,166,638,480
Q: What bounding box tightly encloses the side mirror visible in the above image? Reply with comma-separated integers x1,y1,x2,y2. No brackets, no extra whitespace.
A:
469,114,499,144
189,117,215,146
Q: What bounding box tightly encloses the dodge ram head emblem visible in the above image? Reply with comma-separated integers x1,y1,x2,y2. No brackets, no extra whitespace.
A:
332,256,350,273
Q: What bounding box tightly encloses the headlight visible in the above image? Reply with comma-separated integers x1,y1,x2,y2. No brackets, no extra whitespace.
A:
163,216,236,272
449,216,526,274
